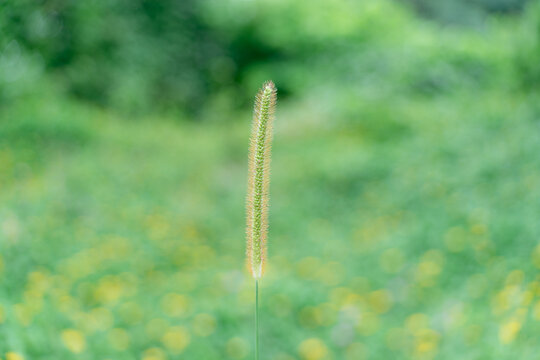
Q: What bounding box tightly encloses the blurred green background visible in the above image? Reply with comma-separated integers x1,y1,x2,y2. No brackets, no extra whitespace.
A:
1,0,540,359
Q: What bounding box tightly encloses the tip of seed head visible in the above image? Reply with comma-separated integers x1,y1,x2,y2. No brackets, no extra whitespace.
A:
263,81,275,94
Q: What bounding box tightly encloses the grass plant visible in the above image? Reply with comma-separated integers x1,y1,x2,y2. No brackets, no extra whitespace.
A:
246,81,277,360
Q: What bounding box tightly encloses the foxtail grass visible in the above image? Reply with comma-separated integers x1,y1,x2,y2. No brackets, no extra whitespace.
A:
246,81,277,360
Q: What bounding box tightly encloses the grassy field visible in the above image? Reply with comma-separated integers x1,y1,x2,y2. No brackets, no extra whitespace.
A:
2,2,540,359
1,84,540,360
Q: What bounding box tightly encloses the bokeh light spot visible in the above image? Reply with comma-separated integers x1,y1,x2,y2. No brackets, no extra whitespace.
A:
368,289,393,314
61,329,86,354
356,311,380,336
192,313,217,337
142,347,166,360
405,313,430,334
160,293,191,317
161,326,190,353
226,337,249,359
499,320,521,344
298,338,328,360
6,352,24,360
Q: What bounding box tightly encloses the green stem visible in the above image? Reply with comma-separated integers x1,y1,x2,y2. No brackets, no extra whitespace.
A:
255,279,260,360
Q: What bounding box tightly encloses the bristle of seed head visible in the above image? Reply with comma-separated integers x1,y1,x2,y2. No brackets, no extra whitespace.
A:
246,81,277,279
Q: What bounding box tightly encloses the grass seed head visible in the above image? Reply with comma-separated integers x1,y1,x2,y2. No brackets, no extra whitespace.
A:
246,81,277,279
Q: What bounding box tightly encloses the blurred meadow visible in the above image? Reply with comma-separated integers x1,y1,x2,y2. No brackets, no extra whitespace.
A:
1,0,540,359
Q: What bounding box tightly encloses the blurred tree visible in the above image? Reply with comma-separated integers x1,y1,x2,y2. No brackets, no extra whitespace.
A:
1,0,231,113
404,0,529,25
0,0,536,115
515,1,540,90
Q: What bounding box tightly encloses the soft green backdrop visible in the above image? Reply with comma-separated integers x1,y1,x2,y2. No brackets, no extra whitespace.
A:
1,0,540,359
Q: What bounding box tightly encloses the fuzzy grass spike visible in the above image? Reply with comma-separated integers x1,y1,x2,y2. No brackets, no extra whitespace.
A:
246,81,276,280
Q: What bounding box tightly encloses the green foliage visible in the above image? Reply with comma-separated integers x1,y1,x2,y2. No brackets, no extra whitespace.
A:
2,0,538,115
404,0,529,24
1,0,227,112
515,1,540,89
